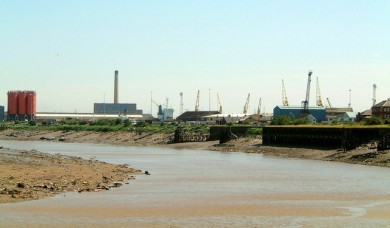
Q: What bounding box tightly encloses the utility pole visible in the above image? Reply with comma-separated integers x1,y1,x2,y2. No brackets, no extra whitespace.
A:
208,88,211,115
150,91,152,115
180,92,184,114
373,84,377,106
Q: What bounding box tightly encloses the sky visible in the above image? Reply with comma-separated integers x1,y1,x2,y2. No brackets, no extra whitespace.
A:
1,0,389,117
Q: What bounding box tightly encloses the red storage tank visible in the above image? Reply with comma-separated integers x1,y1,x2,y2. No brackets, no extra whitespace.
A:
18,92,27,115
26,92,34,115
32,92,37,114
26,91,37,115
7,91,18,115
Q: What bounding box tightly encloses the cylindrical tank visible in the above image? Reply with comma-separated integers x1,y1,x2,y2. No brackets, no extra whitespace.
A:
18,92,27,115
26,92,34,115
26,91,36,115
32,92,37,114
7,91,18,115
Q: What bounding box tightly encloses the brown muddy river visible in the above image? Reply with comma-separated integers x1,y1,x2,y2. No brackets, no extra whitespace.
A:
0,140,389,227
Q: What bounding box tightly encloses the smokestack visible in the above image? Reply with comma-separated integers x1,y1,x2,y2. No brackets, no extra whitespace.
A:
114,70,118,104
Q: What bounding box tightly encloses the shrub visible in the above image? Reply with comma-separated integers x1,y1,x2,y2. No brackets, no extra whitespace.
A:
247,127,262,136
271,116,294,125
136,121,147,127
115,118,122,125
123,119,130,127
28,121,37,126
0,125,7,131
92,118,116,126
365,117,383,125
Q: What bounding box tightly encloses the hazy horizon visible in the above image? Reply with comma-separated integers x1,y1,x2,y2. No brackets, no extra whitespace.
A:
1,1,389,117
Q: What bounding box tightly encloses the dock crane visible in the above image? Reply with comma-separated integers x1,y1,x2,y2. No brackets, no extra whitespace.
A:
282,79,289,106
217,93,223,113
243,93,251,114
373,84,377,106
195,90,200,111
301,71,312,114
152,100,164,120
257,98,262,115
326,97,332,108
316,77,324,107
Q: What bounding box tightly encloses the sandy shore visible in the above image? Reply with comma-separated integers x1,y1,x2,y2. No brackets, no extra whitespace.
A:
1,129,389,203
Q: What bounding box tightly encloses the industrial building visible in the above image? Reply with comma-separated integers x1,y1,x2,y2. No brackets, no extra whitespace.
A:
163,108,174,121
273,106,327,123
35,112,154,122
94,70,143,115
176,111,219,123
0,106,4,121
7,90,37,121
325,107,354,122
357,109,372,122
93,103,142,115
372,98,390,119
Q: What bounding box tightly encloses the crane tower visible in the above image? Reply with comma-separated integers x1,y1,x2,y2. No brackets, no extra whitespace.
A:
282,79,289,106
195,90,200,112
243,93,251,114
217,93,223,113
302,71,312,114
316,77,324,107
257,98,262,115
326,97,332,108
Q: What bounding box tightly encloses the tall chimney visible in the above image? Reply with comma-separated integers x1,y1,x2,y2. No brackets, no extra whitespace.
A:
114,70,118,104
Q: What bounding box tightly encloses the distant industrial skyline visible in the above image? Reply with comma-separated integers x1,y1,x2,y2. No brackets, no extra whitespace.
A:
1,1,389,117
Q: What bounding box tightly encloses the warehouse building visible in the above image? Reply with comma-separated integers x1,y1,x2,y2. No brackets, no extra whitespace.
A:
273,106,327,123
93,103,142,115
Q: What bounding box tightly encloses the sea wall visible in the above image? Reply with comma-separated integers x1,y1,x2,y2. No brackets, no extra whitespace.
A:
262,126,390,150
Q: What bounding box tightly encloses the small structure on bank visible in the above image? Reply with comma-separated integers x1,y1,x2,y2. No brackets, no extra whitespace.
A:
273,106,326,123
0,105,4,121
176,111,219,123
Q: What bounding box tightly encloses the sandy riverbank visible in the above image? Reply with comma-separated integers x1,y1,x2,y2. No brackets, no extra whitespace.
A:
0,129,146,203
1,129,389,203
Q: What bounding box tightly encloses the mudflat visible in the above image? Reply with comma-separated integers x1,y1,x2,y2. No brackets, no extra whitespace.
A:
1,129,388,168
0,129,389,203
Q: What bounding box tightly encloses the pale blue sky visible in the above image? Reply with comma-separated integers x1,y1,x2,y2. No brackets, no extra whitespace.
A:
1,0,389,116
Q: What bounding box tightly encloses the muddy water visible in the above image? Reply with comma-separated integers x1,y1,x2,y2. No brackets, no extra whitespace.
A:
0,140,389,227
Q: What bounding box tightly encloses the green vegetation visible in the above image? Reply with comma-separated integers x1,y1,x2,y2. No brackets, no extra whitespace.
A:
0,124,7,131
2,119,211,134
365,117,383,125
271,116,310,125
247,127,262,136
